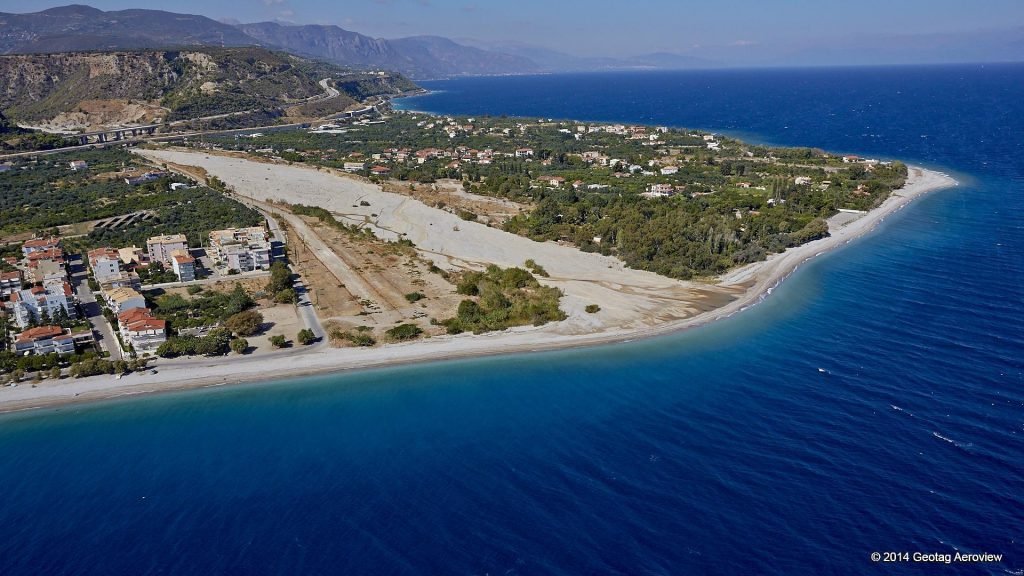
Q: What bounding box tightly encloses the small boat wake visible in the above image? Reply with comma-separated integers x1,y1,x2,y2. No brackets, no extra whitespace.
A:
932,431,973,451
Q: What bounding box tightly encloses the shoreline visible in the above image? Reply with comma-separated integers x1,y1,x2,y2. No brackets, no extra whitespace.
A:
0,165,957,416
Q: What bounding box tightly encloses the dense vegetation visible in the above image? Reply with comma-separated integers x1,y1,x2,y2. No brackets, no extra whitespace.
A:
441,265,565,334
212,113,908,279
0,148,263,246
149,285,257,358
155,328,232,358
148,284,254,331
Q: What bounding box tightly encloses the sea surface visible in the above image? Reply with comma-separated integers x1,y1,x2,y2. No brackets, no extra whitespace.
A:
3,65,1023,575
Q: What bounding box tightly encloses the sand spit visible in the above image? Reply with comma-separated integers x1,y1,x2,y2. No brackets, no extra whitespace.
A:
0,154,955,414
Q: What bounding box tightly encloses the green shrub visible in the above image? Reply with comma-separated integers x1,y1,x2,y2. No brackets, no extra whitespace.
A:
230,338,248,354
275,288,297,304
297,328,316,345
585,304,601,313
385,323,423,341
524,259,549,277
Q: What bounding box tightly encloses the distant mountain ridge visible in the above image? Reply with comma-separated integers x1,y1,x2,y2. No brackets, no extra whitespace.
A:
0,5,256,53
0,5,542,79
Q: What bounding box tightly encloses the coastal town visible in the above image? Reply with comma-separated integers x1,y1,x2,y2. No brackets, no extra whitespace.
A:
2,215,292,377
0,109,952,405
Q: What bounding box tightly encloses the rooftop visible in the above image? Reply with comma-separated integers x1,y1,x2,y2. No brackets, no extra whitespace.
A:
147,234,188,244
15,325,65,343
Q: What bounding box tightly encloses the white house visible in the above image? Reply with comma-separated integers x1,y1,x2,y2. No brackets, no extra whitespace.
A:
13,325,75,356
642,183,676,198
0,270,22,297
21,236,61,258
7,282,77,328
88,247,122,283
208,227,275,272
171,252,196,282
117,308,167,353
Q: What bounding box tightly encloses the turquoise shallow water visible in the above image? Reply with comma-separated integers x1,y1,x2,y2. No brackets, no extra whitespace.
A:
2,65,1023,575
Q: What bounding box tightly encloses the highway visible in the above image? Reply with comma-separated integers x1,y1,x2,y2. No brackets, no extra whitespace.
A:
0,78,356,161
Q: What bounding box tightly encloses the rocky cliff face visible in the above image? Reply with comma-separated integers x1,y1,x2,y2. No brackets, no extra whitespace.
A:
0,47,416,130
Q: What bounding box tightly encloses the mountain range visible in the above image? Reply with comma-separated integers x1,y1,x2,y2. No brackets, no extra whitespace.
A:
2,5,1022,80
0,4,733,79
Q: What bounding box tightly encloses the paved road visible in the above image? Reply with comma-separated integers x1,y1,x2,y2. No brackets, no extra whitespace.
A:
69,256,122,361
292,272,325,341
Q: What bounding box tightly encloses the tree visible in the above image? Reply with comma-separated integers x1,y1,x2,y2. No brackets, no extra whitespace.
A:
224,309,264,336
230,338,248,354
274,288,297,304
224,284,255,316
49,366,62,380
296,328,315,345
269,335,287,348
266,261,292,294
197,328,232,356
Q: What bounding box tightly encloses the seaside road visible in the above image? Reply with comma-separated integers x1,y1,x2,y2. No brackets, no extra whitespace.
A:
292,272,325,341
152,338,323,371
70,256,122,361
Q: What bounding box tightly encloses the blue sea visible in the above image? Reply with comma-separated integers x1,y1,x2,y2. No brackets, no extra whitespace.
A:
3,65,1023,575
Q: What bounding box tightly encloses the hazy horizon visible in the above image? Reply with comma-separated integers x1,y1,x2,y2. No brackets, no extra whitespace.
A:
5,0,1024,67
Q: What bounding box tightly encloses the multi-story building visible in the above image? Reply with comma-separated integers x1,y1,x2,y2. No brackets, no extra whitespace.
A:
29,259,67,284
12,325,75,356
171,252,196,282
146,234,188,265
88,247,122,283
6,282,77,328
21,236,60,258
117,308,166,354
0,270,22,297
104,287,146,314
208,227,278,272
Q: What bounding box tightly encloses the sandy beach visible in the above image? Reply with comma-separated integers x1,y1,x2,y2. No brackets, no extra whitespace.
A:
0,156,956,415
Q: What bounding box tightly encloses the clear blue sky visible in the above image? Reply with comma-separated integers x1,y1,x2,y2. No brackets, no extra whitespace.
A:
7,0,1024,61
